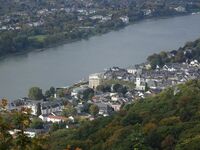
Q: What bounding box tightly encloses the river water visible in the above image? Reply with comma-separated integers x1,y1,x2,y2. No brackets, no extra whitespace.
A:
1,14,200,100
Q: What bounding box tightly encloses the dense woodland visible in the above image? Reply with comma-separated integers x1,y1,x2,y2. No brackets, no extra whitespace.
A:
1,80,200,150
45,79,200,150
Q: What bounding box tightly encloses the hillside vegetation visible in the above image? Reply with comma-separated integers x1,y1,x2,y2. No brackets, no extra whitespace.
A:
47,79,200,150
147,38,200,68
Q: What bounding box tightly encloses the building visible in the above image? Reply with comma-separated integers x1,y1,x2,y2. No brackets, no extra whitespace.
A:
127,65,142,75
71,86,90,99
24,100,64,116
174,6,186,12
89,73,103,89
95,102,113,116
47,115,67,123
120,16,129,24
135,76,146,91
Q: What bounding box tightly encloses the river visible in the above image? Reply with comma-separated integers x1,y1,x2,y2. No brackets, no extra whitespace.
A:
1,14,200,100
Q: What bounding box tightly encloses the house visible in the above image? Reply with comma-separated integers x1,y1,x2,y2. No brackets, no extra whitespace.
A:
127,65,142,75
174,6,186,12
39,114,48,122
9,129,44,138
120,16,129,24
109,102,122,111
95,102,113,115
143,9,152,16
47,115,67,123
5,99,25,111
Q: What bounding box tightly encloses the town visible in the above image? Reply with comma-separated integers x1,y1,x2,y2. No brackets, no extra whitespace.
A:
0,0,192,32
2,54,200,137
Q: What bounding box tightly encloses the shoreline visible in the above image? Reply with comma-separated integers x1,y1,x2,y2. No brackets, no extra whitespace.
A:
0,12,197,61
2,12,199,99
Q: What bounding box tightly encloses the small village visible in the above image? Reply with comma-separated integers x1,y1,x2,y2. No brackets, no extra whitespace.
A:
2,56,200,138
0,0,188,31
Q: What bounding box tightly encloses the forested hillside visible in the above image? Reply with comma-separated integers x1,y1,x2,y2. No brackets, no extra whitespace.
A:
46,79,200,150
147,38,200,69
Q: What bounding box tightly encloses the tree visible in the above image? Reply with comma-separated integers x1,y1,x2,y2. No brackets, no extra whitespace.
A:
62,105,77,117
11,107,32,150
45,90,51,98
145,83,150,92
89,104,99,117
112,84,127,94
147,53,163,69
121,112,142,126
161,135,176,150
96,85,111,92
144,130,162,149
49,86,55,95
57,89,65,98
82,88,94,100
28,87,43,100
45,86,56,98
0,100,48,150
30,118,44,129
36,103,42,117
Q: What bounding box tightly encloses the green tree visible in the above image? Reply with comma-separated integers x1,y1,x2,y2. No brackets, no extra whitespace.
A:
36,103,42,117
28,87,43,100
161,135,176,150
62,105,77,117
45,90,51,98
96,85,111,92
82,88,94,100
30,118,44,129
49,86,55,95
57,89,65,98
89,104,99,117
0,100,47,150
45,86,56,98
112,84,127,94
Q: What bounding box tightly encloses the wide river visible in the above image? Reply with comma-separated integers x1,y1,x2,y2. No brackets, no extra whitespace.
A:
1,14,200,100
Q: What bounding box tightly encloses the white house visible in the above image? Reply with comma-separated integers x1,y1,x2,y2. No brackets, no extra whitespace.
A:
120,16,129,24
174,6,186,12
127,66,142,75
47,115,67,123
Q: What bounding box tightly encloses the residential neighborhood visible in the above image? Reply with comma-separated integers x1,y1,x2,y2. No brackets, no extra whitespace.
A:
2,57,200,137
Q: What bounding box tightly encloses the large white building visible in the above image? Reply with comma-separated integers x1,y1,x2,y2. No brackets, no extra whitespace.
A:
89,73,103,89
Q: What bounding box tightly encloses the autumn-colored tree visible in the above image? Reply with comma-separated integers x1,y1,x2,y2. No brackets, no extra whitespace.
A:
0,99,47,150
161,135,176,150
143,122,157,134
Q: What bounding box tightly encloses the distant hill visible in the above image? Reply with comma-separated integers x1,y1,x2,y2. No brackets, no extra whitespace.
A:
47,79,200,150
